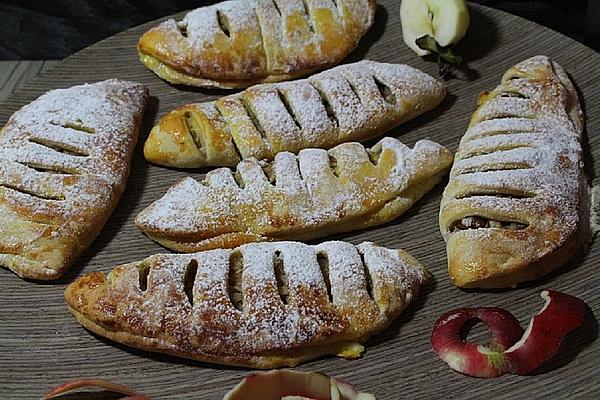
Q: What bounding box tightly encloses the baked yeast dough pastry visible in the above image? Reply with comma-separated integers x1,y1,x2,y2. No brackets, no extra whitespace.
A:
136,137,452,252
144,60,446,168
440,56,590,288
0,80,148,280
138,0,376,88
65,241,429,368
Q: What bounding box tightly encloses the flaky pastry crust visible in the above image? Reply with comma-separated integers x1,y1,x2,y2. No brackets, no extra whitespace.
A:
136,137,452,253
65,241,428,368
0,80,148,280
143,60,446,168
138,0,377,88
439,56,589,288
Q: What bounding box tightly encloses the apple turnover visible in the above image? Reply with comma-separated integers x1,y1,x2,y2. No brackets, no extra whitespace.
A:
143,60,446,168
439,56,590,288
0,80,148,280
136,137,452,252
138,0,376,88
65,241,429,368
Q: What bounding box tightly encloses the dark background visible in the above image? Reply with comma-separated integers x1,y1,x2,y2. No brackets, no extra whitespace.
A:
0,0,596,60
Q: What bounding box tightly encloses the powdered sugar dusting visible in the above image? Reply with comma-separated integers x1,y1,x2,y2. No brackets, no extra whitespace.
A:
78,241,427,362
149,0,373,79
160,60,445,162
0,79,147,273
135,137,452,243
441,56,586,247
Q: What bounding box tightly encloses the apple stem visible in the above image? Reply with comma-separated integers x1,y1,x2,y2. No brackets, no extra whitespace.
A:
415,35,462,79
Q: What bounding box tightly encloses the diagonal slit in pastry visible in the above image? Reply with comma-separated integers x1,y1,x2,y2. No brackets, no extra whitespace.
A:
216,10,232,38
64,241,429,368
28,137,89,157
51,120,96,134
344,77,363,105
456,162,533,175
312,83,339,128
458,144,532,161
0,183,64,201
183,259,198,306
239,97,269,142
182,111,205,151
317,252,333,303
228,251,244,311
453,189,535,200
276,89,302,130
138,263,150,292
449,216,529,232
19,160,81,175
273,251,289,305
373,75,397,105
300,0,315,33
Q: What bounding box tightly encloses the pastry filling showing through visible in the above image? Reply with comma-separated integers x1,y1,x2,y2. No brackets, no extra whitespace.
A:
447,85,546,235
450,216,528,232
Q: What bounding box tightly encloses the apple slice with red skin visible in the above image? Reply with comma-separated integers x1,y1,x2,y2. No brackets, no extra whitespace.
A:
431,290,587,378
223,369,375,400
44,378,150,399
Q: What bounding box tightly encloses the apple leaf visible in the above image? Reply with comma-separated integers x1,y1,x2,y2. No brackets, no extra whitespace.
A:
416,35,462,65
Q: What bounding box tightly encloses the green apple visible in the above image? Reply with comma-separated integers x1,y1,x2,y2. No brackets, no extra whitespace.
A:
400,0,470,56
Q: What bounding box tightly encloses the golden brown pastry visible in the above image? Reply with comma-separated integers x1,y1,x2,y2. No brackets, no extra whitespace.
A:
0,80,148,280
143,60,446,168
439,56,590,288
136,137,453,252
138,0,376,88
65,241,429,368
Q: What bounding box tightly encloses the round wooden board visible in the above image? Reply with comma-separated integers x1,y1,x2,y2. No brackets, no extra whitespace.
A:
1,2,599,399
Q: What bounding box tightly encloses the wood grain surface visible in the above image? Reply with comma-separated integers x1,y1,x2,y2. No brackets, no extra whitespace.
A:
0,61,58,102
1,2,599,399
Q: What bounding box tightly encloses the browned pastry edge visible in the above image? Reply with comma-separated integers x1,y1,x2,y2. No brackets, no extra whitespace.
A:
69,304,375,368
450,182,590,289
138,53,315,89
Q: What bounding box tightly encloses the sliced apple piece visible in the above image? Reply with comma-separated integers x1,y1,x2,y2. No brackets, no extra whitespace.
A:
431,290,587,378
400,0,470,56
223,369,375,400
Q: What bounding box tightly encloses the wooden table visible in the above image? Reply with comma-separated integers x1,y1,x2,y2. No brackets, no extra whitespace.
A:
0,61,58,102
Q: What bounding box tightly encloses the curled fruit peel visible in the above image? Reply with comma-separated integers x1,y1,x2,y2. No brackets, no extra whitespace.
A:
431,290,587,378
431,307,524,377
43,378,149,399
